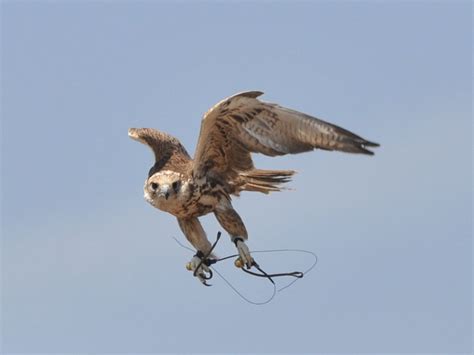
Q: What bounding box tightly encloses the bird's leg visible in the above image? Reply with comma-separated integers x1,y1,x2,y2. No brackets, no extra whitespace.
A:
214,201,254,269
177,217,215,285
231,236,254,269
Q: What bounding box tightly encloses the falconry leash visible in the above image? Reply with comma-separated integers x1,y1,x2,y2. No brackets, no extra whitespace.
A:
188,231,305,287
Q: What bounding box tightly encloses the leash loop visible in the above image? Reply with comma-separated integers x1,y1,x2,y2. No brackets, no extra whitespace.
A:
174,233,318,304
192,231,306,286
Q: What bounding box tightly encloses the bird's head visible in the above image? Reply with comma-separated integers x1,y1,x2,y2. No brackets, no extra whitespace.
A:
144,170,183,208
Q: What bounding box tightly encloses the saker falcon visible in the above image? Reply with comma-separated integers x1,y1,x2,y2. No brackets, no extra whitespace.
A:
129,91,379,284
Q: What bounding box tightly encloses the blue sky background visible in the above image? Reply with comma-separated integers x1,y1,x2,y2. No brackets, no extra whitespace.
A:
1,1,472,353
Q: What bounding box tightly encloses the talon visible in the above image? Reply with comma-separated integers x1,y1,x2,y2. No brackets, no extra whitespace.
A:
186,262,193,271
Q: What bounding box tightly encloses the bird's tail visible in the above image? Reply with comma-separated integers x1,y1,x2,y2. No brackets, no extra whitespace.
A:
237,169,295,194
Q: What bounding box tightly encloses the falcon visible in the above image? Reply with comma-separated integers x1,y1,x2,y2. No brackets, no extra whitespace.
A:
129,91,379,283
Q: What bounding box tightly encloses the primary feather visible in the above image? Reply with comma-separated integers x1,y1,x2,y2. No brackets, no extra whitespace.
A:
192,91,379,194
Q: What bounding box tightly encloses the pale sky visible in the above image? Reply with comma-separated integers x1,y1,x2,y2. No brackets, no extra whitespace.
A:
1,1,472,353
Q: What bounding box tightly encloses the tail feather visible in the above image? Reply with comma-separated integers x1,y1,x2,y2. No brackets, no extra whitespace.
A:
238,169,295,194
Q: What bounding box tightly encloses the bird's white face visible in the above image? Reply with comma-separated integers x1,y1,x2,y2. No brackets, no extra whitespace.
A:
144,170,185,212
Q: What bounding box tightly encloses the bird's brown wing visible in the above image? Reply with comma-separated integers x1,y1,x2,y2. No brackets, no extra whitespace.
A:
128,128,192,177
192,91,379,183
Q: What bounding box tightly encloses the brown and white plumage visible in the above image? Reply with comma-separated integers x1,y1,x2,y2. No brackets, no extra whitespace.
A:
129,91,379,282
193,91,378,194
128,128,192,177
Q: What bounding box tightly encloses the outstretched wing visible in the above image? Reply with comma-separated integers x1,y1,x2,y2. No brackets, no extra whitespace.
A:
192,91,379,182
128,128,192,177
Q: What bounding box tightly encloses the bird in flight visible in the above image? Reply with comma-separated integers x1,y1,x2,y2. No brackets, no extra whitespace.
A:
129,91,379,284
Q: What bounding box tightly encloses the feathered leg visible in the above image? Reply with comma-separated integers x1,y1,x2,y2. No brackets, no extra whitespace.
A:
214,200,254,268
177,217,213,283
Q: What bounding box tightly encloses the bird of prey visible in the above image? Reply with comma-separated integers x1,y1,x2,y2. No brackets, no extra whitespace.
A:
129,91,379,283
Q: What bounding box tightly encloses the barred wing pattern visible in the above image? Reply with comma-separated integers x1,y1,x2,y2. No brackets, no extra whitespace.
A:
128,128,192,177
193,91,379,182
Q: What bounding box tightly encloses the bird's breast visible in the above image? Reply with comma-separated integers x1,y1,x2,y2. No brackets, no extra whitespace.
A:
150,179,226,219
177,182,223,218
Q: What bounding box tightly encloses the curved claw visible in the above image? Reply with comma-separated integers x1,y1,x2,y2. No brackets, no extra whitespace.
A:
196,269,213,286
197,268,213,286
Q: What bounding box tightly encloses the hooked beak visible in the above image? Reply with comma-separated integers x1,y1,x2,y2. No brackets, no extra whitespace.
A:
157,185,170,200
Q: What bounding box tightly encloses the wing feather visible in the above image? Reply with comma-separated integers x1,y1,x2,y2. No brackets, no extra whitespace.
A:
192,91,379,184
128,128,192,177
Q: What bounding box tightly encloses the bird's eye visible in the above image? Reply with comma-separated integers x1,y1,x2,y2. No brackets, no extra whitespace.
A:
172,181,180,192
151,182,159,190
